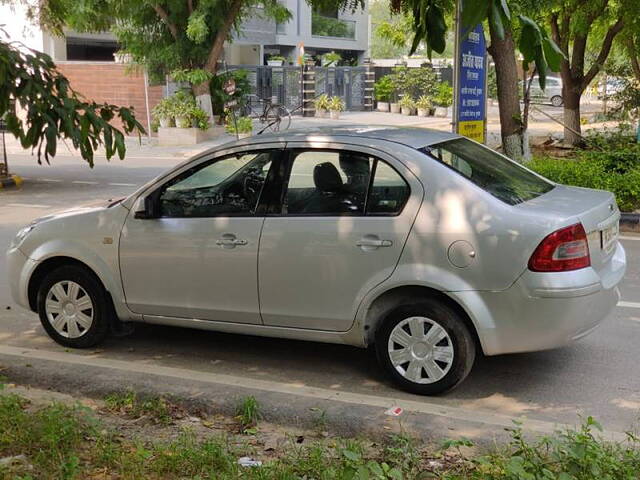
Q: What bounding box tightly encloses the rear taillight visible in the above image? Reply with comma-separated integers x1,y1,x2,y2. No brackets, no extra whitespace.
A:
528,223,591,272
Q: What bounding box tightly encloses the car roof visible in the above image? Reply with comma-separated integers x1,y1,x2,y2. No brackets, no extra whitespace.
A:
215,125,462,151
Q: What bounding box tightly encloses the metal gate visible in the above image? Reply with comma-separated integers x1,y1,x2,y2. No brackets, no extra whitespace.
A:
229,65,303,113
315,66,367,111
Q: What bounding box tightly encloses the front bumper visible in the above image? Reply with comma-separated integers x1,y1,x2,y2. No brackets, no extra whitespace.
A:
456,242,626,356
6,246,36,311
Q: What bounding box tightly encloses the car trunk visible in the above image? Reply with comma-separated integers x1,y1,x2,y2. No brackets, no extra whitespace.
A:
516,185,619,274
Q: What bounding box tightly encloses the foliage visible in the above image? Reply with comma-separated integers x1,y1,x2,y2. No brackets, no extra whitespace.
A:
322,51,342,66
170,68,213,86
434,82,453,107
151,91,209,129
104,390,174,425
528,146,640,212
151,97,176,120
328,96,345,111
388,65,439,100
374,76,395,102
311,12,355,38
0,30,144,167
225,115,253,134
190,106,211,130
487,64,498,99
313,93,331,110
398,95,416,109
210,69,252,117
416,94,433,110
611,78,640,121
267,54,286,62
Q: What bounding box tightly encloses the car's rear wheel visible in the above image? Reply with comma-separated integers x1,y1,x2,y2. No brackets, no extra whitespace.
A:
375,299,476,395
37,265,110,348
551,95,563,107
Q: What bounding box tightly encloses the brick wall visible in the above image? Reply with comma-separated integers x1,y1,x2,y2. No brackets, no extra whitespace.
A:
56,62,164,136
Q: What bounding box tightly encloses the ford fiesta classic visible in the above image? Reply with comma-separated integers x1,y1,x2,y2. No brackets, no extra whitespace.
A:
7,126,626,395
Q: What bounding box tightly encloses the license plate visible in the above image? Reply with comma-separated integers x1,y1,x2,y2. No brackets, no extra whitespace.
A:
601,222,619,254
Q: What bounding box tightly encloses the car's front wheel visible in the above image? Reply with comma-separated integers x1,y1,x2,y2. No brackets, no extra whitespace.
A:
37,265,110,348
375,299,476,395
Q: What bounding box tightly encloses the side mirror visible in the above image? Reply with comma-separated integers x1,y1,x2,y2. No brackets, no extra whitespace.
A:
133,195,159,219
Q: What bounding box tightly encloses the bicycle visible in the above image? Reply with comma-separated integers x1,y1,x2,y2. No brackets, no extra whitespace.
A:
245,95,292,133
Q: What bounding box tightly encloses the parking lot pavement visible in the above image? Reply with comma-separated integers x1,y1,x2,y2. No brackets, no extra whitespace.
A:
1,152,639,440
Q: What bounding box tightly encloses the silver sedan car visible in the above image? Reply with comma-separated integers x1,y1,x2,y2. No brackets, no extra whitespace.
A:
7,127,626,395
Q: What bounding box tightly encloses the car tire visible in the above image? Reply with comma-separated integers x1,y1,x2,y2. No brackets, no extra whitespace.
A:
551,95,563,107
375,299,476,395
37,265,110,348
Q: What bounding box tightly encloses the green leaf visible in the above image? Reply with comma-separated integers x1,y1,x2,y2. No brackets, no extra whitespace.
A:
461,0,489,34
488,0,505,41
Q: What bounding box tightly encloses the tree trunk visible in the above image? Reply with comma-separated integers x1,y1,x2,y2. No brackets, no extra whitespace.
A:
487,26,524,161
562,83,583,146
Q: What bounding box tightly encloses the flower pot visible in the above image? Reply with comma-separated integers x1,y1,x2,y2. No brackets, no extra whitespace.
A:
159,117,173,128
434,107,448,118
315,109,327,118
267,60,283,66
401,106,414,116
237,132,252,139
389,103,400,114
330,110,341,120
417,108,428,117
176,116,191,128
377,102,389,112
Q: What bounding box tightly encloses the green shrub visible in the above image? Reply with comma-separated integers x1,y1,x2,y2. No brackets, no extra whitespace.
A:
528,150,640,212
374,76,394,102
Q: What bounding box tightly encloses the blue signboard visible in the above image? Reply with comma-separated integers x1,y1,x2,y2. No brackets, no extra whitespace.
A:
456,24,487,143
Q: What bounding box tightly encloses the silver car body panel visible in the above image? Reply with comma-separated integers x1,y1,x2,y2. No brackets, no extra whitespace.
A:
7,126,626,356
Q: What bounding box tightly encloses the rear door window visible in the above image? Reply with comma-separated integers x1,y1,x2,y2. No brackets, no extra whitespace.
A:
420,138,554,205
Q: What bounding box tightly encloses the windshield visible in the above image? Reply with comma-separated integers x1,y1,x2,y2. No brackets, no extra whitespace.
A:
419,138,554,205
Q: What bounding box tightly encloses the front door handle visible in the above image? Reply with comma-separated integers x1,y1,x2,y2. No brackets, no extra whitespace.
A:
216,234,248,249
356,236,393,249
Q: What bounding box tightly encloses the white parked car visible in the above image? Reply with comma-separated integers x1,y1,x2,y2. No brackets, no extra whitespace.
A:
7,127,626,395
522,75,564,107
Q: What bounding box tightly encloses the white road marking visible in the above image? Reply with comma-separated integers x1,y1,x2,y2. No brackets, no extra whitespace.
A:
6,203,51,209
0,344,627,440
38,178,62,183
618,301,640,309
108,183,137,187
71,181,99,185
620,236,640,241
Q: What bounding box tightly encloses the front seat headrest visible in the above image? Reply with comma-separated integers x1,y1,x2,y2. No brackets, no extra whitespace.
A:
313,162,343,192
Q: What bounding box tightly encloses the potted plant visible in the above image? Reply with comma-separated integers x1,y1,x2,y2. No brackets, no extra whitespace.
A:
151,98,175,128
314,94,330,117
267,55,286,66
374,76,393,112
398,96,416,116
328,96,344,119
174,101,192,128
321,51,342,66
226,116,253,138
416,95,433,117
190,106,210,130
434,83,453,117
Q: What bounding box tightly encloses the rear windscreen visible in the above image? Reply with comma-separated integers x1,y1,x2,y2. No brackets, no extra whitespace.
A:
419,138,554,205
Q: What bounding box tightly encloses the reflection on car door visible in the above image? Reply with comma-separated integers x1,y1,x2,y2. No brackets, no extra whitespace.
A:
119,145,283,324
258,144,423,332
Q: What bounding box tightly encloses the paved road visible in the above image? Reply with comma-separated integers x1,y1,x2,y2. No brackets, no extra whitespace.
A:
1,150,640,438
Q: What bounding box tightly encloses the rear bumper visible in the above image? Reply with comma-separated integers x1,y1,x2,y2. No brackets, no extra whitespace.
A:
456,242,625,356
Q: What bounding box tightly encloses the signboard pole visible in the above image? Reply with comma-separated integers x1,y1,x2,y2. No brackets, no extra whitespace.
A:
452,0,462,134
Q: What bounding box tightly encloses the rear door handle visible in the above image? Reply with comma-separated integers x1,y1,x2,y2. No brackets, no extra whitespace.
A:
356,238,393,248
216,234,248,248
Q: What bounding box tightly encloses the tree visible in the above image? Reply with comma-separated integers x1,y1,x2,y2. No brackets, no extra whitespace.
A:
389,0,562,160
0,29,145,168
548,0,636,146
34,0,362,118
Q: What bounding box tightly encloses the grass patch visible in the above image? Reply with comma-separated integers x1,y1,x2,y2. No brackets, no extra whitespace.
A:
235,395,261,434
103,389,182,425
1,392,640,479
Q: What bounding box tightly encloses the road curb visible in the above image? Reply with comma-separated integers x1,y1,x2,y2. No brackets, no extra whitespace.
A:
620,213,640,233
0,175,23,189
